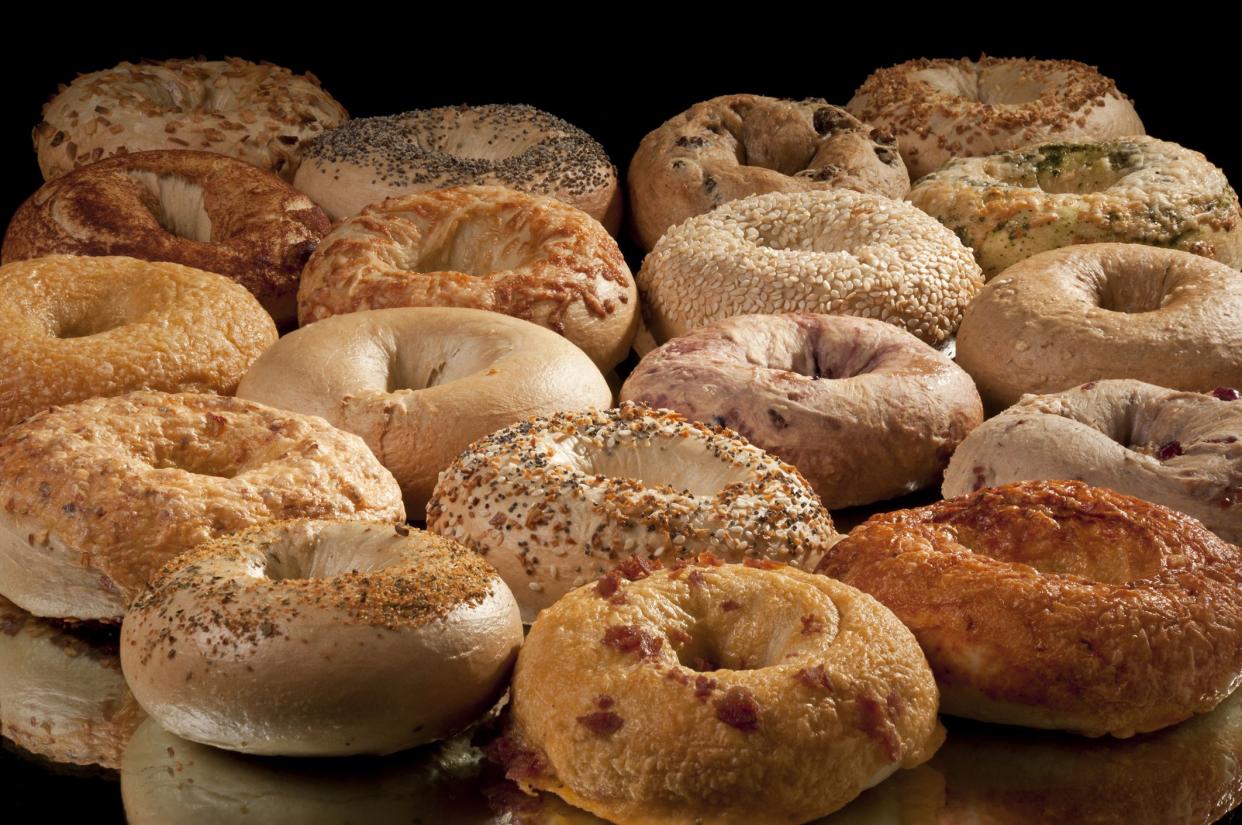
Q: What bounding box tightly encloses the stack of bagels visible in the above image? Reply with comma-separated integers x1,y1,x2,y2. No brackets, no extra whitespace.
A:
3,53,1242,825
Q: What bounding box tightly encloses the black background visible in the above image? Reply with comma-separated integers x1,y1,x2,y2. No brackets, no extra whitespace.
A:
2,20,1241,824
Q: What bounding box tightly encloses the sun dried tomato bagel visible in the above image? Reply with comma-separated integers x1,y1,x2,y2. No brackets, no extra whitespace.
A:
121,520,522,756
945,380,1242,544
0,391,404,622
621,313,983,509
34,58,347,181
0,255,276,432
847,57,1143,179
3,151,330,324
955,244,1242,411
297,185,637,370
817,480,1242,738
294,104,619,230
236,307,612,518
497,558,943,824
428,404,840,622
909,136,1242,277
628,94,909,250
635,188,982,352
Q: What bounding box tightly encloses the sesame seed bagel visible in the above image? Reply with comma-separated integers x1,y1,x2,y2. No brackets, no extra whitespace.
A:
621,313,983,508
0,595,145,769
0,255,277,432
120,520,522,756
944,380,1242,544
297,185,637,370
293,104,620,230
628,94,909,250
427,403,840,622
909,136,1242,278
634,189,983,352
34,58,347,181
3,151,330,325
498,559,943,824
0,391,405,622
847,57,1143,180
955,244,1242,411
236,307,612,518
816,480,1242,737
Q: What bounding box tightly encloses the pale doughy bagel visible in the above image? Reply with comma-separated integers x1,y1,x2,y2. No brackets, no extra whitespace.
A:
945,380,1242,544
297,185,637,370
628,94,909,250
817,480,1242,737
497,559,943,824
294,104,619,230
121,520,521,756
0,255,277,431
427,403,840,622
955,243,1242,411
621,313,982,508
3,151,330,324
236,307,612,518
909,136,1242,277
0,391,404,621
0,596,145,769
35,58,347,181
635,188,983,352
847,57,1143,179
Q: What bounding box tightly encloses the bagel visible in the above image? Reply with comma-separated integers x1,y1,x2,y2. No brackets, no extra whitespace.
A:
955,243,1242,410
0,255,277,432
34,58,347,181
634,188,983,352
817,480,1242,737
847,57,1143,179
628,94,909,250
296,185,637,370
909,136,1242,277
0,391,404,621
3,151,330,324
497,559,943,824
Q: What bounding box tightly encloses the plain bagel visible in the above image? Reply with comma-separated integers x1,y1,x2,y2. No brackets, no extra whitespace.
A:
236,307,613,518
847,57,1143,179
955,243,1242,410
628,94,909,250
621,313,983,508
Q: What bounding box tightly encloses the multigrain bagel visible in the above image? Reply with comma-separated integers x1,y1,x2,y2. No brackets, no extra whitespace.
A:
817,480,1242,737
944,380,1242,544
847,57,1143,179
293,104,619,230
628,94,909,250
621,313,983,508
296,185,637,370
34,58,347,181
0,255,277,431
909,136,1242,277
121,520,522,756
497,559,943,824
237,308,612,518
0,391,405,621
3,151,330,324
955,244,1242,410
635,189,983,352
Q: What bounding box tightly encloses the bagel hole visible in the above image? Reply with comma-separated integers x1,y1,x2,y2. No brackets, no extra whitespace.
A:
562,440,755,499
260,527,402,581
54,310,126,339
674,627,758,672
126,171,213,242
410,210,540,276
1096,264,1176,314
148,455,239,479
947,521,1164,585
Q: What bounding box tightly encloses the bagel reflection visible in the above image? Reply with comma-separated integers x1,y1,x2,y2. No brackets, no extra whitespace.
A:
0,596,144,769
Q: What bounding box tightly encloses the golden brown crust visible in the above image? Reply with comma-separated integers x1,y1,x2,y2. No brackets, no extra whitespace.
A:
0,391,405,620
34,58,347,181
816,480,1242,737
0,255,277,431
628,94,909,250
297,185,638,370
3,151,329,324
